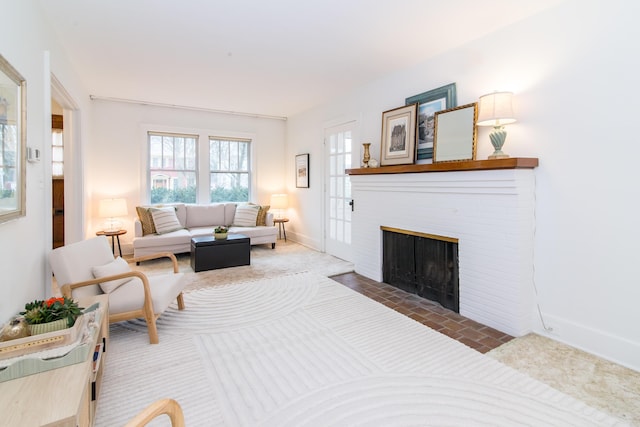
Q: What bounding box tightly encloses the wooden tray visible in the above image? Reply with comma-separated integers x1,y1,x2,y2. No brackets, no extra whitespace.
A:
0,303,103,383
0,315,85,361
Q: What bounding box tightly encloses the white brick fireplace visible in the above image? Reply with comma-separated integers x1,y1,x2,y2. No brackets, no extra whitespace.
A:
349,166,536,336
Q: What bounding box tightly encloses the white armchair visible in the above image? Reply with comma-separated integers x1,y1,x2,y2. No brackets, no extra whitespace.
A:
50,236,186,344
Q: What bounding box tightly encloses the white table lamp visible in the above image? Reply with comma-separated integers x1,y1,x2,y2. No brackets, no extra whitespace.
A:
270,194,288,219
99,198,128,232
477,91,516,159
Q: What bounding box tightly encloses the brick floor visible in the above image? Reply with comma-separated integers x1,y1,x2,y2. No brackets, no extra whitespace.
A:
330,272,514,353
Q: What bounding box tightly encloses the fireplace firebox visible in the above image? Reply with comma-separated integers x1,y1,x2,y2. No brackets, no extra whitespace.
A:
382,227,459,312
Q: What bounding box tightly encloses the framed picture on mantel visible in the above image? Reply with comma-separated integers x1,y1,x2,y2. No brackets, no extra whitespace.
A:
380,104,417,166
406,83,457,165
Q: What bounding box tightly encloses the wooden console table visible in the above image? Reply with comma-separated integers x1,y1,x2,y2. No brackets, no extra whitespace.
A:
0,294,109,426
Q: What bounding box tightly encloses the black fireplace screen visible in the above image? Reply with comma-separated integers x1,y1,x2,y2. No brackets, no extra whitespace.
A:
382,230,459,312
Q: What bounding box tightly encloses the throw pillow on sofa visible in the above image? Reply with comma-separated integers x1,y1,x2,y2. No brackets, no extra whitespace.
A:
92,256,133,293
250,203,270,226
150,207,183,234
136,206,157,235
233,204,260,227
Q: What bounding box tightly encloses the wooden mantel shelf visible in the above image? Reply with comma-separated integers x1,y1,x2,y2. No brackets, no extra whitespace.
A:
346,157,538,175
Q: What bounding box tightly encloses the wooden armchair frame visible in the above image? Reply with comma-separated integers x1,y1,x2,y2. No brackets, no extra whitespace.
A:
60,252,185,344
125,398,185,427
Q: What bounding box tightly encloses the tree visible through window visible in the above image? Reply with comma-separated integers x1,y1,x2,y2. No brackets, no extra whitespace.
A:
210,138,250,202
148,132,197,203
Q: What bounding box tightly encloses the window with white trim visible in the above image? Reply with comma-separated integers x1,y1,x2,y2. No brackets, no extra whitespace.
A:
209,138,250,202
148,132,197,203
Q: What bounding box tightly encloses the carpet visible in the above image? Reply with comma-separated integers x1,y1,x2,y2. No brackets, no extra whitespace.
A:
95,272,628,426
487,334,640,425
135,241,355,292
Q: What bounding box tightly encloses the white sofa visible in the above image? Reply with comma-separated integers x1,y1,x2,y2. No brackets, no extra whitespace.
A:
133,203,277,258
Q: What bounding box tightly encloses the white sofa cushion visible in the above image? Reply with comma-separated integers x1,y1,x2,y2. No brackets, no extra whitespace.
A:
188,226,217,237
108,272,185,315
133,228,191,249
186,204,226,228
150,207,183,234
91,256,133,293
224,203,237,226
229,226,277,238
232,204,260,226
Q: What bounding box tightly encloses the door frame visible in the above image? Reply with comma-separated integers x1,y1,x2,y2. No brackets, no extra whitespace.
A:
51,73,83,245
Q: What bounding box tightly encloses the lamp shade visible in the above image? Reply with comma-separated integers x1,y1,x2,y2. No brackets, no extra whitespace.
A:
99,198,128,218
476,91,516,127
270,194,288,210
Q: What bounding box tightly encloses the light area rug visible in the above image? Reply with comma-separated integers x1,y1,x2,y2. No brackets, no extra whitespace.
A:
95,272,629,426
134,241,355,292
487,334,640,425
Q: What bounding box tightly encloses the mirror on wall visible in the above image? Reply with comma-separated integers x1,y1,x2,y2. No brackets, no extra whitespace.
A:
0,54,26,224
433,103,477,163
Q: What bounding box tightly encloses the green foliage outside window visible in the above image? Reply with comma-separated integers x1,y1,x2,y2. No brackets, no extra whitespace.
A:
151,186,196,204
211,186,248,203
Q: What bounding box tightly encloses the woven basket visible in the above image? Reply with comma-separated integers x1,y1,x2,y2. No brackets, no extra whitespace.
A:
28,318,69,336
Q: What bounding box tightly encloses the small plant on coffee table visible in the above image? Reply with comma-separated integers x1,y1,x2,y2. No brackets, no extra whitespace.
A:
214,226,229,240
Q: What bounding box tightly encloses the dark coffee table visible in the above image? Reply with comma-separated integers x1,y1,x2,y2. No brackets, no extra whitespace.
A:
190,234,250,272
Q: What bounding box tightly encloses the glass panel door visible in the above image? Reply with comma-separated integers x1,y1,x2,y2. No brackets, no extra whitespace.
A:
325,122,354,261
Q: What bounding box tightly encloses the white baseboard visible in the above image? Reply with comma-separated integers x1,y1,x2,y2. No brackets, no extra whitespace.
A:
533,313,640,372
285,231,321,252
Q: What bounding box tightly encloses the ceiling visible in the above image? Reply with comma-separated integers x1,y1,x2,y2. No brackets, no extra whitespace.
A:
38,0,563,118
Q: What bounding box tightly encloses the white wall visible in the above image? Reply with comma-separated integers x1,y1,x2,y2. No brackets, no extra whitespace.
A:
87,100,286,252
0,0,91,320
287,0,640,371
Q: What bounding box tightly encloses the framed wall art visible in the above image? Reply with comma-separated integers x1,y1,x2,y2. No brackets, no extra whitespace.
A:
295,153,309,188
405,82,457,164
433,103,478,163
0,54,27,224
380,104,417,166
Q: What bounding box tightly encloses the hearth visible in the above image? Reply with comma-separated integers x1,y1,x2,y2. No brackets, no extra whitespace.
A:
382,227,459,312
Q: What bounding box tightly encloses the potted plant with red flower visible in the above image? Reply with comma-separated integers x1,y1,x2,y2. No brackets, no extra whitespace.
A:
20,296,83,335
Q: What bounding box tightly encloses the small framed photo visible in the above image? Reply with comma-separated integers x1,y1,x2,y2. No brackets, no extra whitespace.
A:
295,153,309,188
380,104,417,166
405,83,457,164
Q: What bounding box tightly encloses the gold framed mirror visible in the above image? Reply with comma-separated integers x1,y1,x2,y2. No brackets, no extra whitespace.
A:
433,103,477,163
0,54,27,223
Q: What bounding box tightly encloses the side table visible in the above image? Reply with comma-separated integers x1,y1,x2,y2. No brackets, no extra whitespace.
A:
273,218,289,242
96,229,126,257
